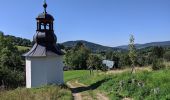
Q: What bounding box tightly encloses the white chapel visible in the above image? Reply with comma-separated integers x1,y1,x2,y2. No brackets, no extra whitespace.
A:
23,1,64,88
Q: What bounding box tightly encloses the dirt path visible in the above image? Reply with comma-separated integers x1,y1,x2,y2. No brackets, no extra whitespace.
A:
67,81,82,100
96,93,109,100
67,80,109,100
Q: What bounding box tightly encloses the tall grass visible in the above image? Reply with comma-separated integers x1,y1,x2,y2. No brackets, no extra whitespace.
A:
0,85,72,100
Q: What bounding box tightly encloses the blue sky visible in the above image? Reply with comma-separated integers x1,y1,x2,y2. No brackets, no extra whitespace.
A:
0,0,170,47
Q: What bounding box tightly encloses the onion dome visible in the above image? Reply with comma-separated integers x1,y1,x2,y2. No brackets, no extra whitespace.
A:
23,1,63,57
37,13,54,20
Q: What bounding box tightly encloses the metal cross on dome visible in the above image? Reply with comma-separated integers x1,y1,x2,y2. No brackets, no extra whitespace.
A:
44,0,46,3
43,0,47,13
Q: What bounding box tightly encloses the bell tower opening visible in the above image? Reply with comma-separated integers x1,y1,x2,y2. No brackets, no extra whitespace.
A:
36,0,54,32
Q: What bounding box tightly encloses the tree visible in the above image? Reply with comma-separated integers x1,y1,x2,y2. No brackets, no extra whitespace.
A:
151,46,164,58
105,51,120,68
0,34,24,88
76,46,90,69
106,51,113,60
64,42,90,69
164,51,170,61
58,44,65,50
74,42,84,51
87,54,102,73
128,34,137,74
0,31,4,36
5,35,32,47
119,52,131,68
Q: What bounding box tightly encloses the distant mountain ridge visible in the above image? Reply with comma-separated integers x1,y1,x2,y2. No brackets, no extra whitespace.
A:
62,40,170,52
1,32,169,52
117,41,170,49
62,40,122,52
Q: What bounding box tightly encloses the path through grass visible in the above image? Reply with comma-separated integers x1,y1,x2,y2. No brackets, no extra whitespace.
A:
65,70,109,100
67,80,109,100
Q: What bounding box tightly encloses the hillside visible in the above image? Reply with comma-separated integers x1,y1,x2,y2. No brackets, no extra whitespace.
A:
0,32,32,47
1,32,170,51
62,40,170,52
117,41,170,49
77,69,170,99
62,40,123,52
64,68,170,100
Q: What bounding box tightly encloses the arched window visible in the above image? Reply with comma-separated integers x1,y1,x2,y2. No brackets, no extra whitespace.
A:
41,23,45,30
46,23,50,30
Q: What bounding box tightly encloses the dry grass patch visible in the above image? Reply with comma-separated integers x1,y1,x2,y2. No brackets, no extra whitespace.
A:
0,85,72,100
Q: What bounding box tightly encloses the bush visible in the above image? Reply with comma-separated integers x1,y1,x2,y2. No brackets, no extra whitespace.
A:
0,67,24,89
101,64,108,72
163,51,170,61
152,59,165,70
0,34,24,89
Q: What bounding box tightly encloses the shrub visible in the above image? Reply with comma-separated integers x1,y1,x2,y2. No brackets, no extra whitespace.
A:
101,64,108,72
163,51,170,61
0,67,24,89
152,59,165,70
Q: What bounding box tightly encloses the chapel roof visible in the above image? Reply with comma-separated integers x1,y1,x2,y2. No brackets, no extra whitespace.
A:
23,1,64,57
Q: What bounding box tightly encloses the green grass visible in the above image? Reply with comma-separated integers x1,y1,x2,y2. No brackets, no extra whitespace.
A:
16,46,30,51
0,85,73,100
78,69,170,100
1,69,170,100
0,68,89,100
64,70,90,82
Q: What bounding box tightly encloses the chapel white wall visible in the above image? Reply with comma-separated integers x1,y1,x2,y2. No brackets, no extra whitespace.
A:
26,55,64,88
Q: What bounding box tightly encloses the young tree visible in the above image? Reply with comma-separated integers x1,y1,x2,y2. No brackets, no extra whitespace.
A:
87,54,102,75
128,34,137,74
64,42,90,69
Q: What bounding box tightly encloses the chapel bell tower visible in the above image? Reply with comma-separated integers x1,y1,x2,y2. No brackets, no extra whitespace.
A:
23,1,64,88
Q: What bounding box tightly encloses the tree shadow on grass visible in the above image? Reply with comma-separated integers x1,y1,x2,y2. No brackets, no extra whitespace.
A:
70,78,111,93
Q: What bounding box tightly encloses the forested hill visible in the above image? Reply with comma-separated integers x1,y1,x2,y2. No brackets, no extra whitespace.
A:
0,31,32,47
1,31,170,52
117,41,170,50
62,40,170,52
62,40,123,52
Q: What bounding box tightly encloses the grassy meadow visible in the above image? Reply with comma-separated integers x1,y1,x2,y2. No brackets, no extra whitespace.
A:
64,70,90,82
1,67,170,100
16,46,30,51
0,70,89,100
78,69,170,100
